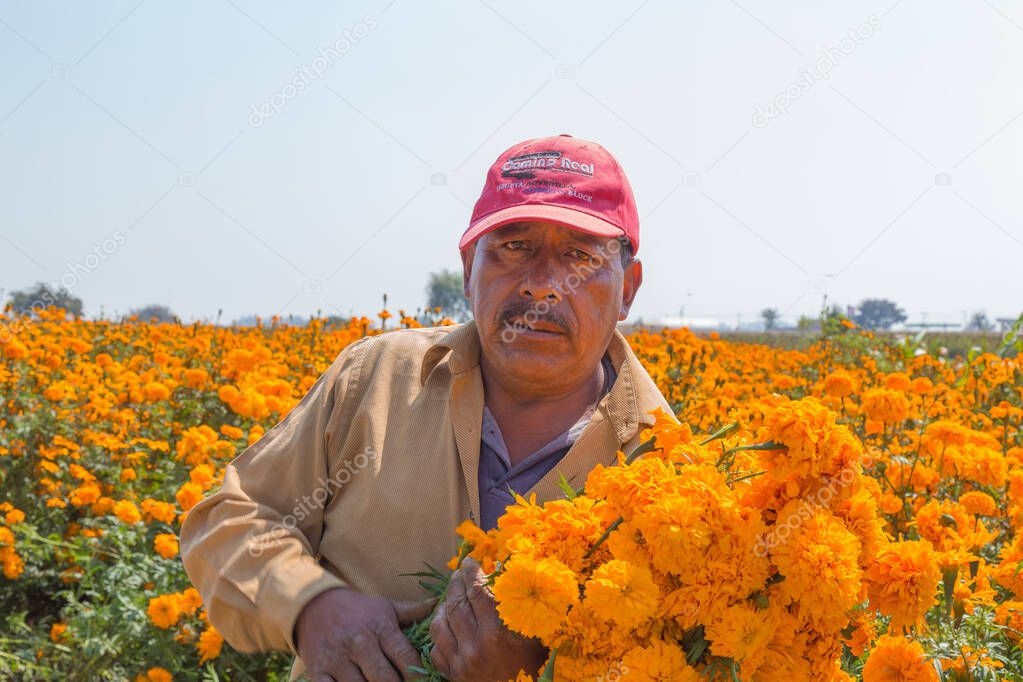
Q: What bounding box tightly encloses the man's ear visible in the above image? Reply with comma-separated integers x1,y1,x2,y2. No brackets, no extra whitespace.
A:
619,258,642,321
460,245,474,299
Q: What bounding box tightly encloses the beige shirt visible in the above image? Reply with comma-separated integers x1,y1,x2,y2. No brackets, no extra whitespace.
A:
179,320,674,678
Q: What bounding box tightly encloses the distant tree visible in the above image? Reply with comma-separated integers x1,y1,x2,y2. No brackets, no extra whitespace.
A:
426,269,471,321
7,282,83,317
130,304,176,323
852,299,907,330
967,311,993,331
761,308,780,331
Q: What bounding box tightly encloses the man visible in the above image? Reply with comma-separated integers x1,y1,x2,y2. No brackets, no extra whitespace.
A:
180,134,676,681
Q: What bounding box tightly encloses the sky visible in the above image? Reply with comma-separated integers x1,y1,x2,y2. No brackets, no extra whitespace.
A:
1,0,1021,327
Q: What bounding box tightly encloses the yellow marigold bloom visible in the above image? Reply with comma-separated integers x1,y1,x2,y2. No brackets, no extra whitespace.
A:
153,533,179,559
620,639,700,682
113,500,142,524
862,635,937,682
582,559,660,629
196,625,223,663
120,468,137,482
705,602,776,676
175,482,204,512
492,556,579,642
824,370,858,398
147,594,180,629
865,540,941,631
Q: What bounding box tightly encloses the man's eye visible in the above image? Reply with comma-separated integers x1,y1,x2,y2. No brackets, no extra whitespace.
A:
504,240,527,251
568,248,591,261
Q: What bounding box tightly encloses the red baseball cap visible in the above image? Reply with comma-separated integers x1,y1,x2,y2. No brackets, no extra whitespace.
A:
459,134,640,255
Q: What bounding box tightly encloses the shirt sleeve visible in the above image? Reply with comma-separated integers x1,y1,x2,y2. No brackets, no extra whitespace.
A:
179,336,371,655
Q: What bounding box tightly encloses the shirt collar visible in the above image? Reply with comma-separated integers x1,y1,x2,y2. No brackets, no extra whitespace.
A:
419,320,664,443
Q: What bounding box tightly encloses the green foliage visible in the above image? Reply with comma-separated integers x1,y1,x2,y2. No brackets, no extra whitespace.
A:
425,270,471,322
7,283,83,318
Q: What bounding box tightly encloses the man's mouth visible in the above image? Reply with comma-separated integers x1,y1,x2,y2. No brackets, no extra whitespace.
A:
506,316,565,335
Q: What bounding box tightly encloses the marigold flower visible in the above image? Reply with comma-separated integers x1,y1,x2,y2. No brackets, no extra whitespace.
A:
862,635,937,682
113,500,142,524
153,533,179,559
865,540,941,631
147,594,180,629
196,625,223,663
492,556,579,641
582,559,660,629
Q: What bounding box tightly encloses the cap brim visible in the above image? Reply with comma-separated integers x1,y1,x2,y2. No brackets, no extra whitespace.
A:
459,204,625,251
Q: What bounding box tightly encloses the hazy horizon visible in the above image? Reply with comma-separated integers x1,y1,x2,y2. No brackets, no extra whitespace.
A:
2,1,1021,327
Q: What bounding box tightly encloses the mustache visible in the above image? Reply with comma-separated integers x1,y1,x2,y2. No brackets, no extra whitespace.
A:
498,300,571,332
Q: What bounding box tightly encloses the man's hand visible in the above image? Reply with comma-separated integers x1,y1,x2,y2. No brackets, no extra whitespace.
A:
429,558,548,682
295,587,433,682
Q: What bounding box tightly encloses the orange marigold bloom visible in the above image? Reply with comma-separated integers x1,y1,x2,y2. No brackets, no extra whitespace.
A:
142,381,171,402
147,594,181,629
196,625,224,663
862,635,937,682
153,533,179,559
865,540,941,631
492,556,579,642
959,490,998,517
113,499,142,524
823,370,858,398
862,388,910,424
138,667,173,682
175,482,204,512
50,622,68,642
582,559,660,629
178,587,202,615
620,639,700,682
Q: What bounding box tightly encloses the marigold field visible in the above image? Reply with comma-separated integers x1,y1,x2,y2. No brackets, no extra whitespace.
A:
1,308,1021,681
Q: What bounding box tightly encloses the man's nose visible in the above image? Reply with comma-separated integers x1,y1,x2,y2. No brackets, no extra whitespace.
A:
519,261,563,303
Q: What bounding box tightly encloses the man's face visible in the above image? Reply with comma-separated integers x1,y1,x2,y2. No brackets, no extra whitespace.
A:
461,221,642,388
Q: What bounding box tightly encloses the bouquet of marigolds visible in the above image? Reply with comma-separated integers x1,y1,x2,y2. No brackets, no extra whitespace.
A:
410,395,1022,681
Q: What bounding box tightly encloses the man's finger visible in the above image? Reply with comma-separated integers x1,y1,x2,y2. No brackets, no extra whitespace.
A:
392,598,436,628
351,643,403,682
429,643,451,677
429,601,458,659
378,626,423,681
445,567,479,639
324,660,367,682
